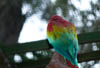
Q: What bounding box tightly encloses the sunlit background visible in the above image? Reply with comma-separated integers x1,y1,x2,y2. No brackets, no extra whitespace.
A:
14,0,100,68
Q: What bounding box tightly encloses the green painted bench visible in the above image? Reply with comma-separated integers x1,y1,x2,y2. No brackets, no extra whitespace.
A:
0,31,100,68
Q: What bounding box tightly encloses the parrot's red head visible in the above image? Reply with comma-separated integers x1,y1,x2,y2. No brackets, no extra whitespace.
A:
47,15,72,32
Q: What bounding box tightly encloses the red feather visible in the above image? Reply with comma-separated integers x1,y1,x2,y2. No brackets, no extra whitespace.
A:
66,59,79,68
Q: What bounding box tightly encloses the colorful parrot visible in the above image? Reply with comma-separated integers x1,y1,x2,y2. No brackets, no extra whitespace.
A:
47,15,79,68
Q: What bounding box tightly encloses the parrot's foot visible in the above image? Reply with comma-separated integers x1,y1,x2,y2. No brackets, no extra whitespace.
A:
64,57,67,65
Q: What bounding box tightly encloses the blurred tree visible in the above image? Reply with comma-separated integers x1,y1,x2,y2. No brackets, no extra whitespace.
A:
0,0,25,68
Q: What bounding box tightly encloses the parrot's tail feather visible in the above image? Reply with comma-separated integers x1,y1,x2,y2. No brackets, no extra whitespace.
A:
66,59,79,68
